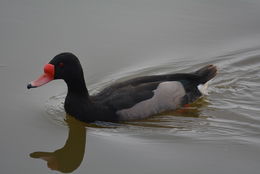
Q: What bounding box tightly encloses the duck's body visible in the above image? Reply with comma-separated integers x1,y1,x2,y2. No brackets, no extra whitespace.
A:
28,53,217,123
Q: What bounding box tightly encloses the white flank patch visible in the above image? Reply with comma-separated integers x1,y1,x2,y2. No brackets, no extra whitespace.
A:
117,81,186,121
197,82,209,95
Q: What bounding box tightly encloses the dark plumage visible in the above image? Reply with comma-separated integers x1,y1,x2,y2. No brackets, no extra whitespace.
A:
28,53,217,123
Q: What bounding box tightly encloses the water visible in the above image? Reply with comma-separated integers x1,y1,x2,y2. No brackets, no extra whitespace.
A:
1,0,260,174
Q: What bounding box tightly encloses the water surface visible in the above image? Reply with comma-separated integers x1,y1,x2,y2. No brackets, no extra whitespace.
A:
1,0,260,174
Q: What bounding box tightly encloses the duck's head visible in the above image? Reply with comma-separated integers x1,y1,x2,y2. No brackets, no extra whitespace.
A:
27,52,84,89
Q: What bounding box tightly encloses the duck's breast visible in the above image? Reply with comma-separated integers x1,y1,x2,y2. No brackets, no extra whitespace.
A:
116,81,186,121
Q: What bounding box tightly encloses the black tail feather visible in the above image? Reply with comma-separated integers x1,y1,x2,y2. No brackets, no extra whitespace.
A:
194,65,217,84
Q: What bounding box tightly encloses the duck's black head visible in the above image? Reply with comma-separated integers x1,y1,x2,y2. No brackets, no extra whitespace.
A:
27,52,86,91
49,52,84,82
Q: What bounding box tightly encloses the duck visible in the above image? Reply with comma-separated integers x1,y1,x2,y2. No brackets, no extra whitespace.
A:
27,52,217,123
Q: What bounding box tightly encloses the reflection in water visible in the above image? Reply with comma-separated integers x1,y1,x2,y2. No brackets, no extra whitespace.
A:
30,115,86,173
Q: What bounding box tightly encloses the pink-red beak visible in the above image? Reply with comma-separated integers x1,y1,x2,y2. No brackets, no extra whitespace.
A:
27,64,55,89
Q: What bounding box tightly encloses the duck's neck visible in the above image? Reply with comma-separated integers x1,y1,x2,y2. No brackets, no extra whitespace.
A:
65,77,89,98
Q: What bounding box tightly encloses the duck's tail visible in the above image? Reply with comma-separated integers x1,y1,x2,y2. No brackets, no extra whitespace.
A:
194,65,217,84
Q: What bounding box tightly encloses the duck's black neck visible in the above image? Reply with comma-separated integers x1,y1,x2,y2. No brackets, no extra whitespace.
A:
65,77,89,98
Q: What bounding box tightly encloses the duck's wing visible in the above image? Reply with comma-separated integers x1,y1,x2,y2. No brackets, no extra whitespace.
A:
96,80,192,121
94,73,199,99
92,74,199,111
97,81,160,110
91,65,217,120
94,65,216,99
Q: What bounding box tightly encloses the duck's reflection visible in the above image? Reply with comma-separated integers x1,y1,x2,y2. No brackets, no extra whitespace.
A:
167,97,210,117
30,115,86,173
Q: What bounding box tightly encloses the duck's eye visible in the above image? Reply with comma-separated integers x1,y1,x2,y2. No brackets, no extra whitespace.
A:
59,62,64,68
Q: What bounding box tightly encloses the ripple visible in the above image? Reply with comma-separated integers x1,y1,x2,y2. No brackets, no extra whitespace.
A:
44,93,66,126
